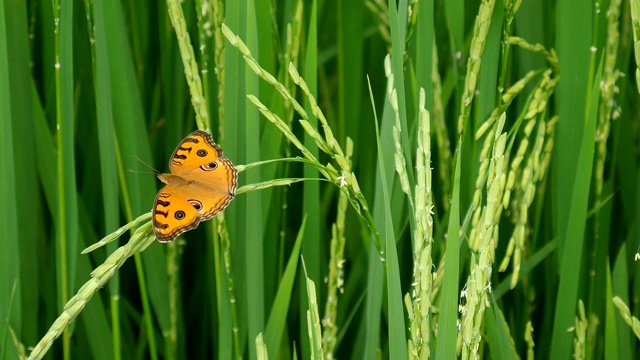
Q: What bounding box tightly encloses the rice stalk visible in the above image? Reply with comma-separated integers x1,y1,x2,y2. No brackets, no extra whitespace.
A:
595,0,622,204
321,138,352,359
430,42,452,209
166,0,209,130
303,260,325,360
572,300,587,360
281,0,304,128
525,321,535,360
386,54,413,209
211,0,226,139
406,88,435,359
457,0,496,134
365,0,391,46
612,296,640,339
222,24,383,256
629,0,640,94
498,71,558,287
508,37,559,71
459,113,507,360
217,213,241,356
28,224,156,360
194,0,213,116
255,333,269,360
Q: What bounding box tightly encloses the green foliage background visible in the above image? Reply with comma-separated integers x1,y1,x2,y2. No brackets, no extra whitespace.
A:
1,0,639,359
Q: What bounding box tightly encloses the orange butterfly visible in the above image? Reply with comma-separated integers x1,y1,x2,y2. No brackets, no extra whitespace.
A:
152,130,237,242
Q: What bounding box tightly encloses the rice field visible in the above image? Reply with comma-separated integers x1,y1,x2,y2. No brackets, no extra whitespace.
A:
1,0,639,359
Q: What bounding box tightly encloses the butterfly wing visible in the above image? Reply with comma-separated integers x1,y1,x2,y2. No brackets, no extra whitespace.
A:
152,184,203,242
168,130,237,196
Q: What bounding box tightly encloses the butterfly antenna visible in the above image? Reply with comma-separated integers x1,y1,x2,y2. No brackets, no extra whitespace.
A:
131,155,160,174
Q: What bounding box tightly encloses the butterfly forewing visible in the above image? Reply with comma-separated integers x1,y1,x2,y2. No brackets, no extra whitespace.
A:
169,130,222,172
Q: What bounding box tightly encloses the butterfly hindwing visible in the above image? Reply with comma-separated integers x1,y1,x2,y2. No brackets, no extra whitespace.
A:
153,185,202,242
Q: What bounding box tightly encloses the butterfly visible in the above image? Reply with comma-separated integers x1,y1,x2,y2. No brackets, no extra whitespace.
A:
152,130,238,242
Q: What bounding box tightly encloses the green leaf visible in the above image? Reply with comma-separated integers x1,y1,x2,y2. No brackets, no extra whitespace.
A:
264,217,305,357
436,141,462,357
549,55,603,359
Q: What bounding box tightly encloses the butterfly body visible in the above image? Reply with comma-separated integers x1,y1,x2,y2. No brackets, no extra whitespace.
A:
152,130,237,242
158,173,189,186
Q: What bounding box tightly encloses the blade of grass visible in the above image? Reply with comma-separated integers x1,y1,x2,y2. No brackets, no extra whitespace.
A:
549,57,602,359
387,0,415,196
223,1,247,355
54,0,79,356
361,92,393,359
339,0,364,144
77,213,114,360
369,75,408,359
436,140,462,358
475,0,503,123
158,0,188,144
553,0,592,253
444,0,464,56
605,260,619,360
31,107,113,359
416,0,434,109
302,0,320,263
357,3,414,357
93,0,121,358
253,0,274,104
102,0,162,356
245,2,265,359
264,217,305,356
303,258,324,360
0,2,22,358
612,243,633,359
494,239,557,299
3,0,38,348
485,294,518,360
302,2,321,358
210,217,234,360
31,81,58,211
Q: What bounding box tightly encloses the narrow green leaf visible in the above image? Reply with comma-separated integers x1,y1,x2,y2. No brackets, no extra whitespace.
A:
605,260,619,360
387,0,415,194
553,0,593,251
301,3,320,358
245,2,264,359
416,0,434,109
444,0,464,54
612,244,633,359
264,217,305,356
369,76,407,359
494,240,557,300
101,2,162,358
436,142,462,357
485,294,518,360
224,0,248,355
549,57,602,359
0,2,22,358
93,0,120,256
56,0,79,312
3,0,37,349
